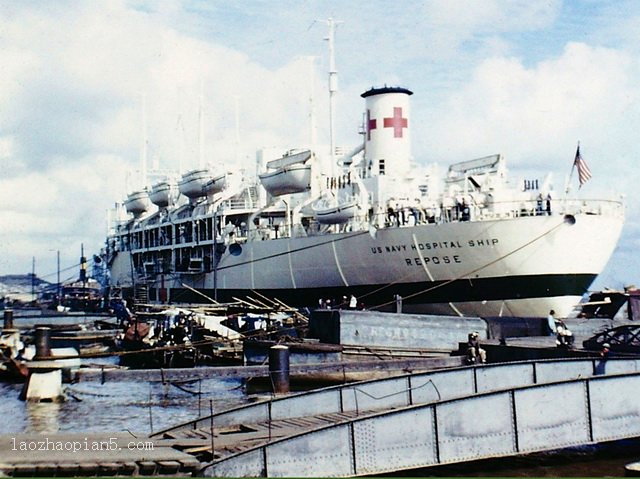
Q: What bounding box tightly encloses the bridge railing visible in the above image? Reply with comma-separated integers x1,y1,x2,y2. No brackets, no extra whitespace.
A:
154,357,640,436
204,370,640,477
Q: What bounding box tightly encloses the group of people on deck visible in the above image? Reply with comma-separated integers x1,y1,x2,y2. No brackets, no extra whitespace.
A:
318,294,361,310
547,309,574,348
465,310,578,365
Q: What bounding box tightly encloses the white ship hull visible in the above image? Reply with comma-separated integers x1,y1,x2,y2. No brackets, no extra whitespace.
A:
107,85,624,319
108,211,623,317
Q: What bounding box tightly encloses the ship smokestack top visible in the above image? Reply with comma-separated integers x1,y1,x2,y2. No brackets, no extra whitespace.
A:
362,85,413,176
361,86,413,98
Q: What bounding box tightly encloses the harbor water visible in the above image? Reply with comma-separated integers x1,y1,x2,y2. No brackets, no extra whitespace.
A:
0,376,249,435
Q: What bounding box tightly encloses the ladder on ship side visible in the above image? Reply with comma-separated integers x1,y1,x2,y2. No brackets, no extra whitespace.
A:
134,283,149,306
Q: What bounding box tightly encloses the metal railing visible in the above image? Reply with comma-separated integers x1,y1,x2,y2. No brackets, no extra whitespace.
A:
202,364,640,477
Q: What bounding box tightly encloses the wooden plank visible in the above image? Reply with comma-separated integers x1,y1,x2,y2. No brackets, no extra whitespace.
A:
77,463,103,476
191,428,212,439
118,461,138,474
56,463,81,476
97,462,122,475
136,460,158,475
157,460,181,474
9,464,35,477
35,462,60,474
177,457,202,470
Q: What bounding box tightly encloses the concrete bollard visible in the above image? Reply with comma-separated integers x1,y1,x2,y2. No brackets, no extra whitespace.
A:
395,294,403,313
34,327,52,359
3,309,13,330
269,345,290,394
20,327,64,402
19,363,64,402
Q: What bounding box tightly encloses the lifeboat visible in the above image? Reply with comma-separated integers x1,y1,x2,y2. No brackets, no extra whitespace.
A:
203,173,227,197
259,150,311,196
124,190,149,216
178,169,211,200
149,181,173,208
313,198,358,224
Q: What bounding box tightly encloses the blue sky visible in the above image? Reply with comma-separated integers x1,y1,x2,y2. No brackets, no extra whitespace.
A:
0,0,638,290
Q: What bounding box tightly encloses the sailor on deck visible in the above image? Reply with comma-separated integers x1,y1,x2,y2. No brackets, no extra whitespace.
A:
547,310,557,336
466,332,486,364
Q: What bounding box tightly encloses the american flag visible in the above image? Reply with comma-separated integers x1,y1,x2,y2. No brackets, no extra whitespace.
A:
574,145,592,188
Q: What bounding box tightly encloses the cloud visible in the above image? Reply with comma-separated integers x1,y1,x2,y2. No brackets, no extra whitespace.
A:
0,1,327,276
420,42,638,167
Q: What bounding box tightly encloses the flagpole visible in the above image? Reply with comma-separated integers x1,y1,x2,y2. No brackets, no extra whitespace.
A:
565,141,579,195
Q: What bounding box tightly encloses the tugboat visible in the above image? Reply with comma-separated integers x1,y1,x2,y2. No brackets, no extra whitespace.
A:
59,245,103,313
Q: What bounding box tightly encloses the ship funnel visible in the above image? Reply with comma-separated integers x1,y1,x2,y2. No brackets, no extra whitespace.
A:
361,86,413,177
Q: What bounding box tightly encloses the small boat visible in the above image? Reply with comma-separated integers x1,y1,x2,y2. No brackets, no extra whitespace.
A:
259,150,311,196
59,278,103,313
123,190,149,216
314,198,358,224
149,180,173,208
178,168,211,200
204,173,227,197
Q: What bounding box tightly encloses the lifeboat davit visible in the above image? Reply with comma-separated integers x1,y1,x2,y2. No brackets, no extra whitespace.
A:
178,169,211,200
124,190,149,216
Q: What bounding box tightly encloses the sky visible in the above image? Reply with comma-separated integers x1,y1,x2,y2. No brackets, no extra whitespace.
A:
0,0,639,290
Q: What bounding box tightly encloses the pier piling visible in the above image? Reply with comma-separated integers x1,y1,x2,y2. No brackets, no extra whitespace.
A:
3,310,13,330
34,326,52,359
269,345,290,394
20,327,64,402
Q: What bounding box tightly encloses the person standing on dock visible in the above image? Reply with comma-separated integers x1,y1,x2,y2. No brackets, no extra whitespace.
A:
547,310,557,336
113,298,133,327
555,319,574,348
466,332,486,364
349,294,357,309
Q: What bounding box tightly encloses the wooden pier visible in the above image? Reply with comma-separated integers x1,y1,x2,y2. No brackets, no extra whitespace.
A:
161,409,369,464
73,353,465,384
0,432,200,476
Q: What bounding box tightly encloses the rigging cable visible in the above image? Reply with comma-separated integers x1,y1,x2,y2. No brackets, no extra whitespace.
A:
367,216,573,311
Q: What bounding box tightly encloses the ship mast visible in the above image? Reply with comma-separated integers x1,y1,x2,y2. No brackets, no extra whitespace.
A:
234,95,243,169
198,79,205,168
324,17,341,176
140,93,148,187
307,55,320,197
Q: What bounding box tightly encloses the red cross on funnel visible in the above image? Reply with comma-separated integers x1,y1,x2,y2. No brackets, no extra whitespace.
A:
367,109,377,141
383,107,408,138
